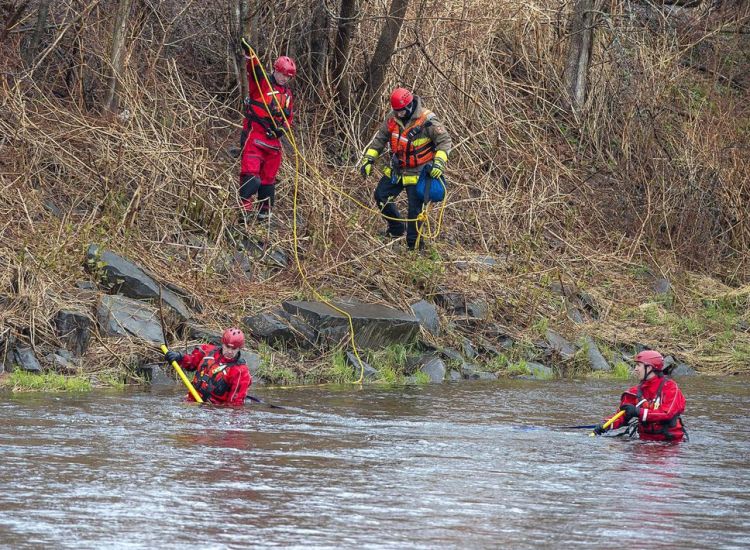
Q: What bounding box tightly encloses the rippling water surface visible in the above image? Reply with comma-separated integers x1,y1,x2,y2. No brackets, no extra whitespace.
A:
1,376,749,549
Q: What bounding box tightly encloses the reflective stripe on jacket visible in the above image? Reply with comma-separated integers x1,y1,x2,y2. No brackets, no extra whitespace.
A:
368,96,452,178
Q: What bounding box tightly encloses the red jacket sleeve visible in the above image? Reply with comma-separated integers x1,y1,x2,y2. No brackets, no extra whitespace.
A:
640,379,685,424
246,56,264,97
226,365,251,406
180,344,213,371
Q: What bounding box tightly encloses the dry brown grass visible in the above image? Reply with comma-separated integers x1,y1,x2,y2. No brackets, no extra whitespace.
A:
1,0,748,377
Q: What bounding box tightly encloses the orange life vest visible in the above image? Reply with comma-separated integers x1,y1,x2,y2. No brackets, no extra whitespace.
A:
191,351,245,403
387,111,435,169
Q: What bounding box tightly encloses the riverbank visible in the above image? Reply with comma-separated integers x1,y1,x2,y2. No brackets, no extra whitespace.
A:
1,2,748,390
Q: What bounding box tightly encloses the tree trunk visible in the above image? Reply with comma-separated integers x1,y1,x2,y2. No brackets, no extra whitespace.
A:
23,0,48,63
308,1,329,89
361,0,410,134
104,0,132,112
563,0,597,113
332,0,357,112
230,0,251,99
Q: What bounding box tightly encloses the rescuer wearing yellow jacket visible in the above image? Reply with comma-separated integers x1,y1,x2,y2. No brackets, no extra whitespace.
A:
360,88,452,250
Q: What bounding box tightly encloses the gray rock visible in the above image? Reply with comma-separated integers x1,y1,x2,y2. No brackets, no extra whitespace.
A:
449,369,462,381
460,362,496,380
54,309,91,356
583,336,611,371
465,300,489,319
419,356,446,383
184,322,222,343
243,350,264,381
47,352,78,372
438,347,463,364
567,305,585,324
410,300,440,336
243,308,317,348
139,363,175,385
433,290,466,314
545,329,576,360
653,277,672,296
1,333,17,374
13,346,42,372
75,281,97,291
282,300,419,350
346,351,378,380
462,338,477,359
577,292,599,319
244,310,295,343
85,245,191,321
670,363,697,376
97,294,165,343
526,362,554,379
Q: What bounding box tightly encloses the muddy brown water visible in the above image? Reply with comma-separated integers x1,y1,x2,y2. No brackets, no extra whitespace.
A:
1,376,748,549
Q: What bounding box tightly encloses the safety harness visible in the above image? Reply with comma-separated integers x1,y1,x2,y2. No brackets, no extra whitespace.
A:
634,378,687,441
387,110,436,170
244,69,292,136
190,349,246,403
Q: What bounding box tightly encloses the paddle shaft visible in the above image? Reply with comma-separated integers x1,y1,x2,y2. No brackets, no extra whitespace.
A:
591,399,647,436
161,344,204,404
247,394,284,409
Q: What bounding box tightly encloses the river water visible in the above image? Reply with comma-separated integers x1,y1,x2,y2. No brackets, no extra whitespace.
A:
1,376,749,549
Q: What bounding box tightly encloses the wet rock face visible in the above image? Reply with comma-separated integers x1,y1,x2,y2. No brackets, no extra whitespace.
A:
85,245,192,321
282,300,420,350
54,310,91,357
97,294,164,343
13,347,42,372
410,300,440,336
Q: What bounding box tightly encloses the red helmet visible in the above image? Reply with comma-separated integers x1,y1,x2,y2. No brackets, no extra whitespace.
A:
390,87,413,110
634,350,664,371
273,56,296,77
221,327,245,349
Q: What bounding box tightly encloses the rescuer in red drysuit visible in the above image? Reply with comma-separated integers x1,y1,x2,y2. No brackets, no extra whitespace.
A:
237,37,295,222
165,328,251,406
594,350,687,441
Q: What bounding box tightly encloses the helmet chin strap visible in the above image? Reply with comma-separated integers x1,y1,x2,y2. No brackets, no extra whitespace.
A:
641,365,652,382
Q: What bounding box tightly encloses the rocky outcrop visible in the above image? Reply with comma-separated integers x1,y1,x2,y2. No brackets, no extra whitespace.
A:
282,300,420,350
85,245,192,321
97,294,164,343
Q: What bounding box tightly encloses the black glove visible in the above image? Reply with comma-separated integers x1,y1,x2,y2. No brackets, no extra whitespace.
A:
240,37,253,57
273,126,286,138
620,404,641,422
165,350,183,364
592,424,606,435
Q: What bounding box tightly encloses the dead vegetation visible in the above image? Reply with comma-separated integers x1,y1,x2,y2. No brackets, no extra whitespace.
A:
0,0,749,378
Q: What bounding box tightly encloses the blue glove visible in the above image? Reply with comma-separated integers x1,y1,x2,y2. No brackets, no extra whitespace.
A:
430,155,446,179
620,404,641,422
165,350,183,364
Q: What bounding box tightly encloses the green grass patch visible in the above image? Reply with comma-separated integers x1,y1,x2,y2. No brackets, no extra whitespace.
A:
325,351,356,384
255,342,298,385
6,370,92,392
410,371,431,385
367,343,416,384
404,250,444,291
612,361,631,380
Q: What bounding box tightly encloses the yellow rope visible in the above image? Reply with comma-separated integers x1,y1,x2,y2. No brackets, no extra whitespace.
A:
244,48,448,383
